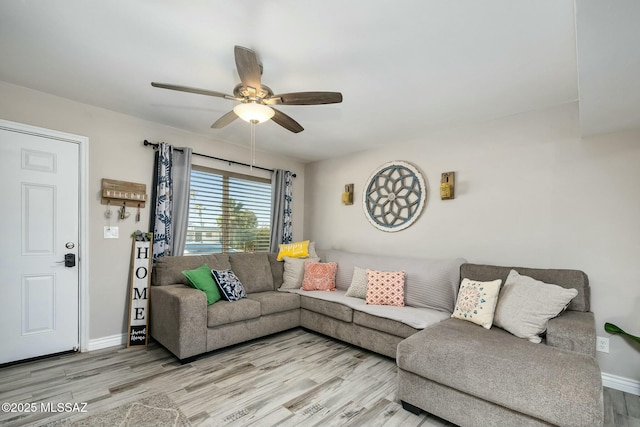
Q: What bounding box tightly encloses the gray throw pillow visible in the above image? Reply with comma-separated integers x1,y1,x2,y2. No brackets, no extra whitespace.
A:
345,266,368,298
493,269,578,343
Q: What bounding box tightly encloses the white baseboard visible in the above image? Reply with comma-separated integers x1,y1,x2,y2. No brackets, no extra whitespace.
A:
602,372,640,396
87,333,126,351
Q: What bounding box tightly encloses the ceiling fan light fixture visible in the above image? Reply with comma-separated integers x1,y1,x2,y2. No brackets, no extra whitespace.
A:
233,102,274,124
152,46,342,133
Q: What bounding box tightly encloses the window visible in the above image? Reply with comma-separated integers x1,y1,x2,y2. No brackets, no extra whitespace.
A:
186,166,272,254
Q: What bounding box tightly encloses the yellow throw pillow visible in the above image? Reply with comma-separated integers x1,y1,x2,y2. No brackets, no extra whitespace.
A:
277,240,310,261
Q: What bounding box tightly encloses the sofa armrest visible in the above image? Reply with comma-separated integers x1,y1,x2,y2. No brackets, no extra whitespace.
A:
150,285,207,360
546,310,596,357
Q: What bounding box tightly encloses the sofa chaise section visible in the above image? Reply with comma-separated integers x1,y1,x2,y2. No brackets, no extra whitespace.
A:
398,319,602,427
396,263,603,427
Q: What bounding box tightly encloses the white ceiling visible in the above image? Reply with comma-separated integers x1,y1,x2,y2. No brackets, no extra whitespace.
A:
0,1,638,162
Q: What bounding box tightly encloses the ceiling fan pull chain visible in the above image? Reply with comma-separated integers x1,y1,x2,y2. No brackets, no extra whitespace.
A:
250,120,256,170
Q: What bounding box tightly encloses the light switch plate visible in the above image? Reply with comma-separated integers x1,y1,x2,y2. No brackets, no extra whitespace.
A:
104,226,119,239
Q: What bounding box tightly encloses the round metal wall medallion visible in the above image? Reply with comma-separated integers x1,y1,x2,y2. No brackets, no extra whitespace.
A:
363,161,426,232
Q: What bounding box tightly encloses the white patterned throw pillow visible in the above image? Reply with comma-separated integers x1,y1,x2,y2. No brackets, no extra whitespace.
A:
451,278,502,329
212,269,247,301
345,266,368,298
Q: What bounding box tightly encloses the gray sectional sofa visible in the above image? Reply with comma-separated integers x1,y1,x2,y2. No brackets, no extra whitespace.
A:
149,250,603,427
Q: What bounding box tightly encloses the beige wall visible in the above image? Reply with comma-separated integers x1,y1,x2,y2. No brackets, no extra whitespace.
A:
4,78,639,383
304,102,640,381
0,81,305,341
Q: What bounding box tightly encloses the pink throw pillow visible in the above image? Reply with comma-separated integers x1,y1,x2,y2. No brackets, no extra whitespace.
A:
302,261,338,291
365,270,406,307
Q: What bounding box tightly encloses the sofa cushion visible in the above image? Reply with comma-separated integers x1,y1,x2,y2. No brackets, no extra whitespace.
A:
397,318,603,427
353,311,418,338
181,264,222,305
247,291,300,315
229,253,274,293
292,289,449,329
300,295,353,322
460,263,589,312
152,254,230,286
493,270,578,343
318,249,465,313
451,278,502,329
212,269,247,301
207,298,261,327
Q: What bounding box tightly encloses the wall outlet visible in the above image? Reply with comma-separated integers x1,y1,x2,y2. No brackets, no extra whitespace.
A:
596,336,609,353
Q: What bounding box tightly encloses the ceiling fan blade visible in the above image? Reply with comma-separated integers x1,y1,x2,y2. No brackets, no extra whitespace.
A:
271,108,304,133
151,82,234,99
268,91,343,105
211,110,238,129
234,46,262,93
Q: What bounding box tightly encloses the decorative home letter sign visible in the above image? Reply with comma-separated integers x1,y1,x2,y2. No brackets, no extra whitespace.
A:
127,234,153,347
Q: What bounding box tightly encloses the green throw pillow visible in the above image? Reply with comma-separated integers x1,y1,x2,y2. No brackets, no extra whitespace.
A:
182,264,222,305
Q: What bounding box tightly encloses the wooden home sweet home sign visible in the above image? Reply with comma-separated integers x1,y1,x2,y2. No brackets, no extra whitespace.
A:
127,234,153,347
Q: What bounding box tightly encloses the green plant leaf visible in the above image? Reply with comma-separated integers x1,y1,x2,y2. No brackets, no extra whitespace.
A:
605,322,640,345
604,323,623,334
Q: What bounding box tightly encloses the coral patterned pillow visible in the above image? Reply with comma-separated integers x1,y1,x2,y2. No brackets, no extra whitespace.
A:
301,261,337,291
365,270,406,307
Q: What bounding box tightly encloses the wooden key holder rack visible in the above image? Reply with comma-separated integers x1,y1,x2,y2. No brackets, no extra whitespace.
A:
101,178,148,208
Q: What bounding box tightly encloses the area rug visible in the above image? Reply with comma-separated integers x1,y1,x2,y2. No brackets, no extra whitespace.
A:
47,393,191,427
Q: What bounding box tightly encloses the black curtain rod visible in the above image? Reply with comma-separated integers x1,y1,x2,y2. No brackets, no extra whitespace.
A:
143,140,296,177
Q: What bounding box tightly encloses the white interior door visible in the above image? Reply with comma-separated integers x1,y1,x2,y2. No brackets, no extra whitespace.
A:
0,125,80,364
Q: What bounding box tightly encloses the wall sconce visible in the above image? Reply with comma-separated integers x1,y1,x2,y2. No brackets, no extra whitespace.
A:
342,184,354,205
440,172,455,200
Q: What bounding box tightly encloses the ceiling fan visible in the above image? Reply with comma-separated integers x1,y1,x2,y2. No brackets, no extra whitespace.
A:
151,45,343,133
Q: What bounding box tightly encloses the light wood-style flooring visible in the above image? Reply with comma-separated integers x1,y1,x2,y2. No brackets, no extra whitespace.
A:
0,329,637,426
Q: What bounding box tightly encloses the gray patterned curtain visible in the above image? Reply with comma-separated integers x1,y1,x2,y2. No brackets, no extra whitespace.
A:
269,169,293,253
152,142,192,260
152,143,172,259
